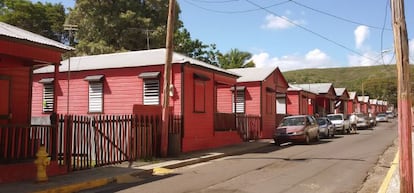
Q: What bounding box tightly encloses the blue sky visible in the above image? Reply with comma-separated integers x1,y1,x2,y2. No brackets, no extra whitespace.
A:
35,0,414,72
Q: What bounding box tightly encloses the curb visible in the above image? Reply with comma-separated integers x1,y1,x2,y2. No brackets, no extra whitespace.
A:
377,150,399,193
31,141,270,193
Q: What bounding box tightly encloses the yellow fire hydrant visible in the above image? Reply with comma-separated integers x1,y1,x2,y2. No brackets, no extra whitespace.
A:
34,146,50,183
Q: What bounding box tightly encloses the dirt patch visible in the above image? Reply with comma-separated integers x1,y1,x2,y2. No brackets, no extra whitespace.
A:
357,139,398,193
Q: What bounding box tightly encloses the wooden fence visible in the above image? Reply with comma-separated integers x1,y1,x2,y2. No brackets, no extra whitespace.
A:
214,113,261,141
0,113,183,172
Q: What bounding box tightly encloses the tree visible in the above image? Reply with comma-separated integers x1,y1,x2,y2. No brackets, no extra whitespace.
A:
217,49,255,69
174,28,220,66
67,0,183,55
0,0,66,42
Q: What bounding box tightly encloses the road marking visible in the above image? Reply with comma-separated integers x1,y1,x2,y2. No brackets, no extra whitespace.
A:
377,150,399,193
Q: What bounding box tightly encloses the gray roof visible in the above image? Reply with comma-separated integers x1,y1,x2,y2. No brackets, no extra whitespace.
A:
358,96,370,103
0,22,73,51
334,88,346,97
287,84,317,94
34,48,238,77
292,83,334,95
227,66,277,82
348,91,357,99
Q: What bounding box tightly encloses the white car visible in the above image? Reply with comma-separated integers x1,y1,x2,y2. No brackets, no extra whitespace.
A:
327,113,350,134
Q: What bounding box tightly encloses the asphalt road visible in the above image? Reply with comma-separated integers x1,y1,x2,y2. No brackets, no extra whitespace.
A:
83,120,398,193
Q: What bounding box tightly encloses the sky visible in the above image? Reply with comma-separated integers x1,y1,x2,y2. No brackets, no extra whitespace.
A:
35,0,414,72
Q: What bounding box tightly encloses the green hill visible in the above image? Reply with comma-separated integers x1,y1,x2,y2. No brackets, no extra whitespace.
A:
282,64,414,106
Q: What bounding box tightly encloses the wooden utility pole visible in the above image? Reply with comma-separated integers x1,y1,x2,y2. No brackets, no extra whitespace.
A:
391,0,413,192
161,0,176,157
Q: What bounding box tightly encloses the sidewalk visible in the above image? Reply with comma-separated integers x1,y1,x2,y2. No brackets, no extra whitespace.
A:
0,139,272,193
378,133,414,193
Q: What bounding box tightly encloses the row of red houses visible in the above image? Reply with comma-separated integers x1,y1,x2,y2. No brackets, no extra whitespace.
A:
0,22,389,182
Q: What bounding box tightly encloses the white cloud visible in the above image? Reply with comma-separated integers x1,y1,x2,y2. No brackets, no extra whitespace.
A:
354,25,370,49
410,39,414,63
251,49,334,72
261,14,304,30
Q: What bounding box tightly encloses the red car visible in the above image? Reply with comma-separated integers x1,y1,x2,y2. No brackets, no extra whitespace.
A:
273,115,320,146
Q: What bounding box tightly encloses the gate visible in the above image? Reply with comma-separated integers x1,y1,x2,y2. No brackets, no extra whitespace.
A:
56,114,161,171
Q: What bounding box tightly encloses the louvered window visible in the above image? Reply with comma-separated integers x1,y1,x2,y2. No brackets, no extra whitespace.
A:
42,83,54,112
143,79,160,105
232,91,245,113
89,82,103,113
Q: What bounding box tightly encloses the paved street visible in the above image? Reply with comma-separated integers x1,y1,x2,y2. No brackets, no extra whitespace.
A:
82,121,398,193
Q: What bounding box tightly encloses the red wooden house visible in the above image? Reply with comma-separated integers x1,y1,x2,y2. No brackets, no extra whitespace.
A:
334,88,350,114
286,84,317,116
32,48,245,153
369,99,378,114
291,83,337,116
358,96,370,114
0,22,72,183
347,91,359,114
224,67,289,138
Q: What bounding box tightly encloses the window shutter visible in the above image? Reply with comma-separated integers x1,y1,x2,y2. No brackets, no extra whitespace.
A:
143,79,160,105
89,82,103,112
277,97,286,114
42,84,54,112
233,91,245,113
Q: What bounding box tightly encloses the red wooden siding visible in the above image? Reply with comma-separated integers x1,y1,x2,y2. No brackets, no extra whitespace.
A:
287,91,300,115
216,85,233,113
0,40,61,64
0,55,32,125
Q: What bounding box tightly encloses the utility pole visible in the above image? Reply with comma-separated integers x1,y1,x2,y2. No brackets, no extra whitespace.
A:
161,0,175,157
391,0,413,192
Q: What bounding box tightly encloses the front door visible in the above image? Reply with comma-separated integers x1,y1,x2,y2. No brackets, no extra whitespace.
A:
0,76,10,125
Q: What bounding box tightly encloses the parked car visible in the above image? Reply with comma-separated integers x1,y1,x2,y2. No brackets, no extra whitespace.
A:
355,113,370,129
327,113,350,134
386,111,395,119
317,117,335,138
273,115,320,145
376,113,389,122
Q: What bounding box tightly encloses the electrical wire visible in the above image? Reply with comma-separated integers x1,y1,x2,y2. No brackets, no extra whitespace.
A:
182,0,290,14
189,0,239,3
381,0,391,65
290,0,393,31
245,0,378,62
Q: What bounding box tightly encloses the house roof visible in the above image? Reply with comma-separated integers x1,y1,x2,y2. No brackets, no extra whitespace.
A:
0,22,73,51
292,83,334,95
358,96,370,103
334,88,346,96
34,48,238,77
227,66,277,82
369,99,378,105
348,91,357,99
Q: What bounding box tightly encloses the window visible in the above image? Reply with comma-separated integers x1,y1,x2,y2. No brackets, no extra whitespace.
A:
276,94,287,114
43,83,54,112
139,72,161,105
39,78,55,113
143,79,160,105
194,80,205,112
88,82,103,113
85,75,104,113
193,73,210,113
232,89,245,113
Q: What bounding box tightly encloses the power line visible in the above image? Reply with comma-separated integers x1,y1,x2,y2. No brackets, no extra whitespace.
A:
380,0,391,65
245,0,378,62
189,0,239,3
183,0,290,14
290,0,393,31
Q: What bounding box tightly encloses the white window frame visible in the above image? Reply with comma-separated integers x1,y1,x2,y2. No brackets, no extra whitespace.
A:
42,83,54,112
143,79,160,105
88,81,103,113
232,90,245,113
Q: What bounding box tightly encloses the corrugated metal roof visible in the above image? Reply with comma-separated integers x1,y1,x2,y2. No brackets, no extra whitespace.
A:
348,91,357,99
227,66,277,82
334,88,346,96
0,22,73,51
358,96,370,103
292,83,333,94
34,48,238,77
369,99,378,104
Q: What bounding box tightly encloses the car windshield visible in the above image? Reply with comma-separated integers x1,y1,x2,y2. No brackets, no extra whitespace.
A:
327,115,341,120
280,117,305,126
317,118,327,125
